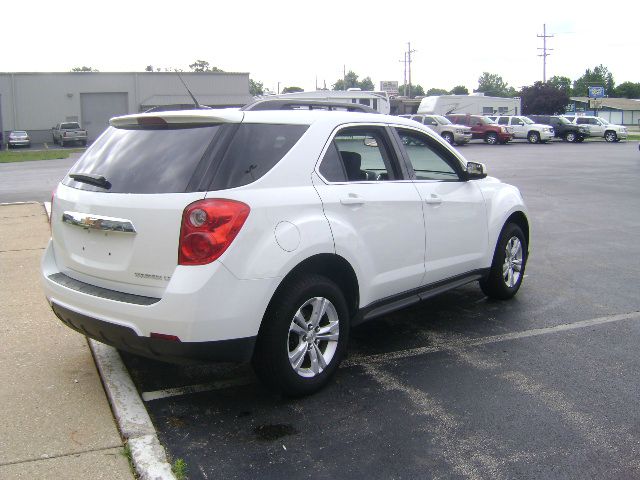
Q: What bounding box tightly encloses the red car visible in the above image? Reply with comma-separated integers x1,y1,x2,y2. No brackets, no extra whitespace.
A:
446,114,513,145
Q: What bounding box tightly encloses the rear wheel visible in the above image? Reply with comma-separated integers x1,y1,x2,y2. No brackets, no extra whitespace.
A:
252,274,350,396
604,131,617,142
527,131,540,144
442,132,454,145
480,223,527,300
564,132,577,143
485,132,498,145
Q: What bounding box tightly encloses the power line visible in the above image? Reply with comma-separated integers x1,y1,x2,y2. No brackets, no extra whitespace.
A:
537,24,554,83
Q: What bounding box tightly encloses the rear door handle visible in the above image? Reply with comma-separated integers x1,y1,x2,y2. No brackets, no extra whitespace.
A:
340,194,366,205
424,194,442,205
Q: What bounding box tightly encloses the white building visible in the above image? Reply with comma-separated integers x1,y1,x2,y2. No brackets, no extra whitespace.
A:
0,72,253,143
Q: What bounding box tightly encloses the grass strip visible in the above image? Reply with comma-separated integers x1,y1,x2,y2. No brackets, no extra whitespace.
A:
0,149,84,163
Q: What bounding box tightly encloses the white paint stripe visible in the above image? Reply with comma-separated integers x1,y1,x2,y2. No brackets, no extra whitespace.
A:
344,311,640,367
140,311,640,401
89,340,176,479
142,377,254,402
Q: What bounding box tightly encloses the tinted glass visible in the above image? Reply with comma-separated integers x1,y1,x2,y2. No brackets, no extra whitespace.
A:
319,142,347,182
395,128,459,181
61,122,81,129
333,127,396,181
498,117,509,125
63,126,221,193
211,124,308,190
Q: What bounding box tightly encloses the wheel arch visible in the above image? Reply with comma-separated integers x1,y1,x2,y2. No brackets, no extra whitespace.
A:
269,253,360,318
505,211,530,248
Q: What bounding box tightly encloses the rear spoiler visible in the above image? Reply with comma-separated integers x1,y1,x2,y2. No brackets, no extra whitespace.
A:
110,110,244,128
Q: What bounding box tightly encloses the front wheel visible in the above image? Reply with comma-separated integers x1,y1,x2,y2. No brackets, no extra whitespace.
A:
527,131,540,144
480,223,527,300
442,132,454,145
252,274,350,396
485,132,498,145
604,131,617,142
564,132,577,143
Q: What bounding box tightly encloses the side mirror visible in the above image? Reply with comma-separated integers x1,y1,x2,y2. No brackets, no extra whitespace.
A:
466,162,487,180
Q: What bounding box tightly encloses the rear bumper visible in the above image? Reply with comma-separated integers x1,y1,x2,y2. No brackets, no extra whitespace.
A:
41,239,280,357
51,302,256,363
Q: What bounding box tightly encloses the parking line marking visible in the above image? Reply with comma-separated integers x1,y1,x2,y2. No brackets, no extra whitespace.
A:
141,311,640,401
142,376,254,402
344,310,640,367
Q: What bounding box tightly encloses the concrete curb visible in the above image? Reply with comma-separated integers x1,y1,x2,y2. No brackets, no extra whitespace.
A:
89,340,176,480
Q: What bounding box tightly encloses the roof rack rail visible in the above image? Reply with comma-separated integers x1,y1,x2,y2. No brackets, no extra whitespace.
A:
241,99,379,113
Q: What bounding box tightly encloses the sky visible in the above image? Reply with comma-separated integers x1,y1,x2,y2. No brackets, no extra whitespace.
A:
2,0,637,94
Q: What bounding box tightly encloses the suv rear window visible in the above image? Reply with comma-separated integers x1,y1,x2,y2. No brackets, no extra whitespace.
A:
64,124,308,194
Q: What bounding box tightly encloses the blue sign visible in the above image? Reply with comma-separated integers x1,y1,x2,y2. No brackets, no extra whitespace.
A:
588,86,605,98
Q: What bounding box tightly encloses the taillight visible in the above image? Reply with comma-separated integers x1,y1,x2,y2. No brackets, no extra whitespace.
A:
178,199,250,266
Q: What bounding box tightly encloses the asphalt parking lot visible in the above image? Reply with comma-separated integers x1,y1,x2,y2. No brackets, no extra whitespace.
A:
3,139,639,479
118,141,640,479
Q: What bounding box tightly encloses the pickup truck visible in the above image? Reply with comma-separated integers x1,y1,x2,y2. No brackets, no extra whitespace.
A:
52,122,88,147
446,114,513,145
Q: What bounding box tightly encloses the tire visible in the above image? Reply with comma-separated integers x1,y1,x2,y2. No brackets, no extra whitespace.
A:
527,131,540,144
485,132,498,145
252,274,350,396
480,223,527,300
564,131,577,143
442,132,454,145
604,131,617,142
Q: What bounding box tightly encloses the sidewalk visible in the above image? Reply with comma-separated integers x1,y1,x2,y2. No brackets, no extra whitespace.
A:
0,203,132,479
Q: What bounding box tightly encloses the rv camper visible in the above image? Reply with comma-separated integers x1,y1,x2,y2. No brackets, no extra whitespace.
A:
418,94,521,116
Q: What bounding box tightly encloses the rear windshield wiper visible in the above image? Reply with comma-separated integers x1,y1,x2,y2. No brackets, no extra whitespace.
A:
69,173,111,190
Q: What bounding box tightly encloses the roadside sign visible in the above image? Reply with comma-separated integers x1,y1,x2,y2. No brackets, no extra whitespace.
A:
588,86,605,98
380,81,399,96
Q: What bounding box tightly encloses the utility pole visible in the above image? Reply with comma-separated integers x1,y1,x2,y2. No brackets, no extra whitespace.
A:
537,24,554,83
406,42,416,98
399,52,407,96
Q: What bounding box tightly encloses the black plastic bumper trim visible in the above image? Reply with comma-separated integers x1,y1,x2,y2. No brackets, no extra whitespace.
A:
48,272,160,306
51,302,256,364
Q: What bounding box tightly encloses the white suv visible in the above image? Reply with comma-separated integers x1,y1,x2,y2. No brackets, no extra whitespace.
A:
571,116,628,142
490,115,555,144
42,105,530,396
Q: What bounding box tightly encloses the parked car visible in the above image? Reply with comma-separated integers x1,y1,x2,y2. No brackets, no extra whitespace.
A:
399,114,473,146
8,130,31,148
52,122,88,147
446,114,513,145
528,115,589,143
487,116,554,144
42,105,530,396
569,116,628,142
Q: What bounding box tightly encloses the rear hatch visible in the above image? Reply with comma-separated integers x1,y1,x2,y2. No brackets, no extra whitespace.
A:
51,111,244,296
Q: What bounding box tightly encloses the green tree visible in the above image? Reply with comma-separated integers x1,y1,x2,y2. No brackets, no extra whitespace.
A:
189,59,223,73
332,71,375,91
475,72,516,97
426,87,449,96
145,65,154,72
282,86,304,93
249,78,264,96
613,81,640,98
449,85,469,95
398,84,424,97
572,65,614,96
547,75,572,95
520,81,570,115
71,66,98,72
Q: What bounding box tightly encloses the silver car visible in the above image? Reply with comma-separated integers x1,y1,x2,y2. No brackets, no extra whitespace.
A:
399,114,473,145
8,130,31,148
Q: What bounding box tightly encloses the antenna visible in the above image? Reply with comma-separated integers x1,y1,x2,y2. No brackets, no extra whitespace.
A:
175,70,203,109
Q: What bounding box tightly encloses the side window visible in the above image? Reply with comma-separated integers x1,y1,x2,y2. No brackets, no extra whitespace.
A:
395,128,460,181
498,117,509,125
411,115,424,123
319,142,347,182
321,126,398,182
576,118,587,125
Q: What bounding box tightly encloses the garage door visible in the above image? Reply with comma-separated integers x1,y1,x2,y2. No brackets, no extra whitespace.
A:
80,93,128,142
